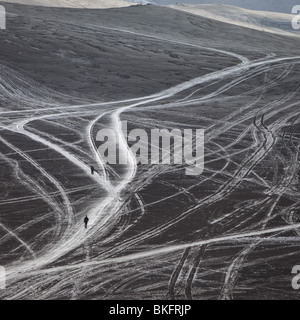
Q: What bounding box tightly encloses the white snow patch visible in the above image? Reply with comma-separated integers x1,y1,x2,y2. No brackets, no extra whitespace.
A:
169,4,300,38
0,0,134,9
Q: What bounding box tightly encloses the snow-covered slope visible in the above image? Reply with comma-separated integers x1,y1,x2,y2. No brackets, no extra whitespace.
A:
169,4,299,38
126,0,299,14
0,0,134,8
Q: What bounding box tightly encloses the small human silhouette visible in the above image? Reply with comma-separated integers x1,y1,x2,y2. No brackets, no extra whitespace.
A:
84,215,89,229
91,166,95,175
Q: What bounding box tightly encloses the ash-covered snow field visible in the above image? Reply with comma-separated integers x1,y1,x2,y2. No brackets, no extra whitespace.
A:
0,0,300,300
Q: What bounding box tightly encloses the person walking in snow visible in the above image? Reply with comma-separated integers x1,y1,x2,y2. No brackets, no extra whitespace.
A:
84,215,89,229
91,166,95,175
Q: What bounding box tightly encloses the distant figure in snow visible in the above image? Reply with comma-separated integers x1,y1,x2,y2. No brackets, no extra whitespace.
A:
84,215,89,229
91,166,95,175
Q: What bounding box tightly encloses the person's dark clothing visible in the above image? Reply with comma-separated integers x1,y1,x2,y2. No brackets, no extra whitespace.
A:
84,216,89,229
91,166,95,175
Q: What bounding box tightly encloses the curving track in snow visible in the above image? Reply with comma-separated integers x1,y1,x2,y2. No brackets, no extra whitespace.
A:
0,17,300,300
